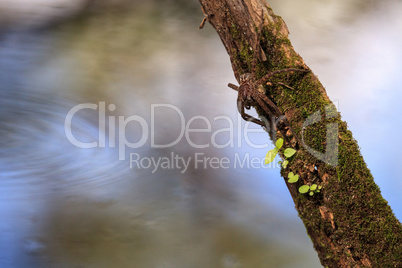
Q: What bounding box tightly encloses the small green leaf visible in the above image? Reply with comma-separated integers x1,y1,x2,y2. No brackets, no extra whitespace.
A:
318,185,322,190
287,172,294,178
310,184,317,191
282,160,289,169
288,174,299,183
309,191,314,196
275,138,284,149
316,190,320,193
299,185,310,194
284,148,297,158
265,148,279,164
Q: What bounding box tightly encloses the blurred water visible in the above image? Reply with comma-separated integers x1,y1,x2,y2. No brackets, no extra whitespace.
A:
270,0,402,218
0,0,401,267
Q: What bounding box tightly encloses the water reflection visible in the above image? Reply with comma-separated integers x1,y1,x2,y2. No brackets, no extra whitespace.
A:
271,0,402,216
0,0,401,267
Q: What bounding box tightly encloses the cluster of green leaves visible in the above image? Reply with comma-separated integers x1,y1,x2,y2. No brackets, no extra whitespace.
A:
287,172,299,183
265,138,323,196
299,184,322,196
264,138,296,166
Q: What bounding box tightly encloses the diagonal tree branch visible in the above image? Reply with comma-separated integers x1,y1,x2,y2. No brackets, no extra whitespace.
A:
198,0,402,267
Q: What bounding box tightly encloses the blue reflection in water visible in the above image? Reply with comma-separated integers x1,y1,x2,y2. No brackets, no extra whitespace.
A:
0,29,133,267
0,26,321,267
1,1,401,267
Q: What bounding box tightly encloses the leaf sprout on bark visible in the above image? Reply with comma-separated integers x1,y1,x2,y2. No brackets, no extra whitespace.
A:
265,138,322,195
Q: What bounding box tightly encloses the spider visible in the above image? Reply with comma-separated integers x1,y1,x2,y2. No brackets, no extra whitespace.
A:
227,16,309,138
228,69,308,128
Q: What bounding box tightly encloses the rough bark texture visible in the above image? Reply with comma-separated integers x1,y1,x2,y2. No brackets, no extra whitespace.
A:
198,0,402,267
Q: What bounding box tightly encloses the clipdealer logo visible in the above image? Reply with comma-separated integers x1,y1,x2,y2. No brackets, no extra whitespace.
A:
64,102,339,171
64,103,272,158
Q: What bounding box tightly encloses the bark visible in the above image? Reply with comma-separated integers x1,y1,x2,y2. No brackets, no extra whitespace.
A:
198,0,402,267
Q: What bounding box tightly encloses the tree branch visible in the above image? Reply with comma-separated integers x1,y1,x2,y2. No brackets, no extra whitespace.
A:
198,0,402,267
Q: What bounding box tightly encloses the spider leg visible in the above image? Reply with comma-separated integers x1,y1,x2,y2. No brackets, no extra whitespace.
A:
256,68,309,85
254,95,295,143
237,99,266,127
255,92,304,143
228,83,239,91
258,95,302,144
256,92,282,117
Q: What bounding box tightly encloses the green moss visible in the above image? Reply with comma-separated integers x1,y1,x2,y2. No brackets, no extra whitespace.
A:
230,23,240,39
229,11,402,266
239,13,402,267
